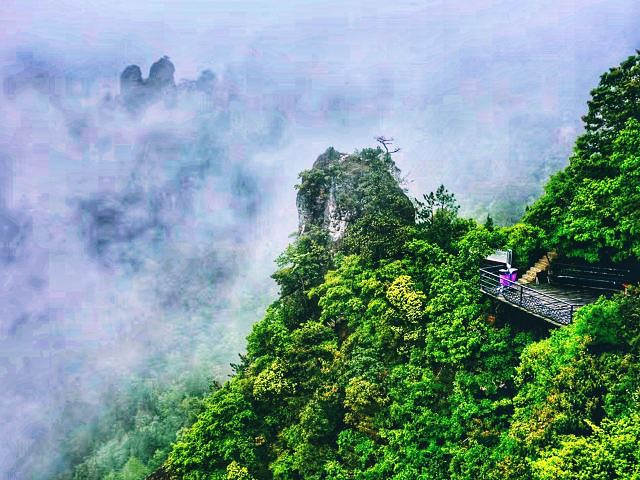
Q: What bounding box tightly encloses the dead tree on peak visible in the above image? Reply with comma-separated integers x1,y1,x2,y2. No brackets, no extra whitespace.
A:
375,136,400,154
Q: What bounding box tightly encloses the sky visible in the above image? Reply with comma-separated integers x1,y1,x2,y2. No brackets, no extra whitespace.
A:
6,0,637,207
1,0,640,478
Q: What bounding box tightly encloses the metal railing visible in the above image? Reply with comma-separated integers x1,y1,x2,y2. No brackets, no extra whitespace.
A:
480,266,575,325
549,262,631,291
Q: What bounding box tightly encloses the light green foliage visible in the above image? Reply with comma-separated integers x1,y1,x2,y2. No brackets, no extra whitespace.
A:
386,275,426,322
344,377,388,434
226,461,256,480
492,291,640,479
532,414,640,480
252,360,293,400
119,458,149,480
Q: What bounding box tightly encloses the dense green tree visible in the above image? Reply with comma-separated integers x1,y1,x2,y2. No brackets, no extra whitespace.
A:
525,119,640,263
524,51,640,264
415,184,473,253
491,290,640,479
579,52,640,159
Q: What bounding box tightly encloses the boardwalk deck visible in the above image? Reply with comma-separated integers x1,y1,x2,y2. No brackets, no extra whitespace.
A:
531,284,604,306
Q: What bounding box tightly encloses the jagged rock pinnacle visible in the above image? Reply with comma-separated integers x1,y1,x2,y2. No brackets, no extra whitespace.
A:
296,147,413,243
148,56,176,89
119,56,176,111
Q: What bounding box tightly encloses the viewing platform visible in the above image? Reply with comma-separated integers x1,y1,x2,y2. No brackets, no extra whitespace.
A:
479,254,632,327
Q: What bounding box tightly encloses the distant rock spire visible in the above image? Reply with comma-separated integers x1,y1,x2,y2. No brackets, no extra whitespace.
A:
119,56,177,111
119,65,143,101
148,56,176,90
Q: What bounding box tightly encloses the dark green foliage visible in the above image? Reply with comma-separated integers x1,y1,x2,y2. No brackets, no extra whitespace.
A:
579,52,640,159
272,226,333,328
166,380,270,480
329,148,415,264
525,52,640,264
417,184,460,223
414,184,474,253
484,214,495,232
494,223,548,271
341,211,412,265
296,148,342,227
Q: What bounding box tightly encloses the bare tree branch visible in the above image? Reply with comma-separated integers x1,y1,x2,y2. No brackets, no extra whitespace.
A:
375,136,400,153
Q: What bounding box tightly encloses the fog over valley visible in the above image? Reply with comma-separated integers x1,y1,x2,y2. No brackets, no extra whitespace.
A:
1,1,639,477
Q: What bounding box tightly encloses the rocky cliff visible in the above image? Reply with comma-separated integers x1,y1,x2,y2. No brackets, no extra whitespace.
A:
296,147,414,243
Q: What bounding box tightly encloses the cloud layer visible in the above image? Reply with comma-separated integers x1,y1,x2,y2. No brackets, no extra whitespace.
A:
1,1,639,477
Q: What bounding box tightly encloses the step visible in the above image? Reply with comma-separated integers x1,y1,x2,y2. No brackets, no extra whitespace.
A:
516,250,558,285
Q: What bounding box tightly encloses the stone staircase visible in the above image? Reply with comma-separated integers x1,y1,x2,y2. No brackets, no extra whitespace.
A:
518,250,557,285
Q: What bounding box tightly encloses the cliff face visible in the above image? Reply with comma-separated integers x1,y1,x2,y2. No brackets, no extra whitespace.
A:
296,147,414,243
296,148,346,241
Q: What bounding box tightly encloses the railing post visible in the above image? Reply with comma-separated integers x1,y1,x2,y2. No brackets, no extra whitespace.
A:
519,284,523,306
570,305,573,323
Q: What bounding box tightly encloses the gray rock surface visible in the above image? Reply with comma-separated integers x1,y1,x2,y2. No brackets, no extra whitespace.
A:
296,147,413,243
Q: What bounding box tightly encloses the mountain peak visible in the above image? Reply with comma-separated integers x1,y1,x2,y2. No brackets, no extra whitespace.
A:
119,56,176,110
